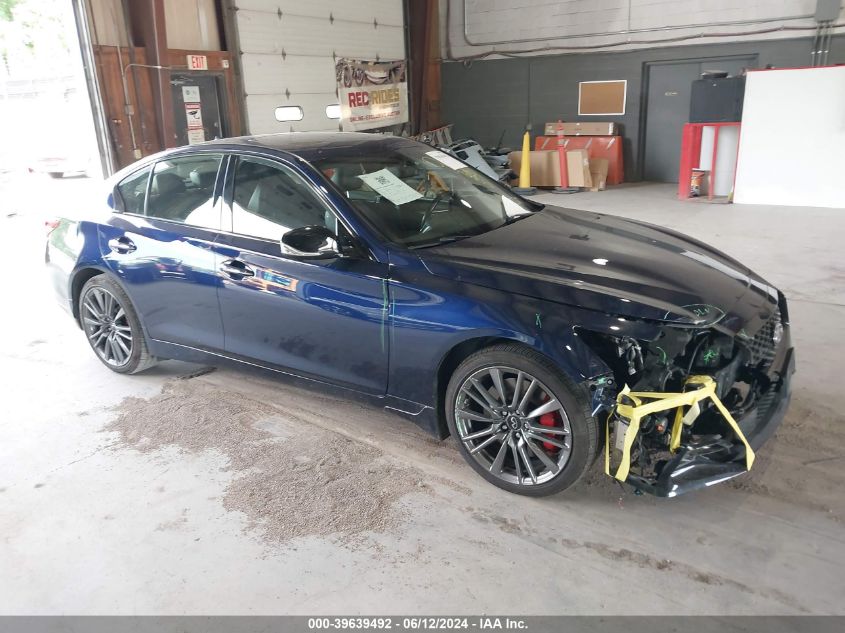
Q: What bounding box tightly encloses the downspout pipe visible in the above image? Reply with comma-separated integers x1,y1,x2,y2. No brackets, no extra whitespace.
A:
811,23,822,65
114,41,139,159
403,0,415,135
121,0,148,158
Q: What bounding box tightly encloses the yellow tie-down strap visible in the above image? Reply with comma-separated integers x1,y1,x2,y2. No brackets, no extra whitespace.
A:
604,375,755,482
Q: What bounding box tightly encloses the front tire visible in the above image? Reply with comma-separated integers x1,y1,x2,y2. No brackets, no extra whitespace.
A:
79,275,156,374
445,344,598,496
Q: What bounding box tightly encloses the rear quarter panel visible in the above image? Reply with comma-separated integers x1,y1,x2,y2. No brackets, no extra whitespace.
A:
46,218,108,318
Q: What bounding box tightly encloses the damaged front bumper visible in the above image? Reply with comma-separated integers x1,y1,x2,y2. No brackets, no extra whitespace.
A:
605,338,795,498
628,347,793,497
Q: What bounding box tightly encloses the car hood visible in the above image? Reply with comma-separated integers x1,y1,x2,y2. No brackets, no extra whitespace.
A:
416,206,777,335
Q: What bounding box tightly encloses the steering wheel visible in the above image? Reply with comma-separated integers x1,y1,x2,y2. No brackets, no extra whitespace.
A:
420,194,447,233
418,171,451,233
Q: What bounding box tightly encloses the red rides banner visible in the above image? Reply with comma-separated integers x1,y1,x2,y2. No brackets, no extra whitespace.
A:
335,58,408,132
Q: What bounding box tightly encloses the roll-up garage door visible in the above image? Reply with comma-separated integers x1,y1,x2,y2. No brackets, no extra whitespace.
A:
234,0,406,134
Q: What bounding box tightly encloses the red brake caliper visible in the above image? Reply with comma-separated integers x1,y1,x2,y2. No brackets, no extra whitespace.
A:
538,412,561,452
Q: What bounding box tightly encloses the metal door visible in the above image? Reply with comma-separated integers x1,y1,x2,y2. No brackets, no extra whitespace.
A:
643,57,755,182
101,154,228,350
170,73,225,146
213,154,391,395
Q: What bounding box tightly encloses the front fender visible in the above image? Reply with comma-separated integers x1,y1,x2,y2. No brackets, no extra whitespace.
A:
387,251,654,408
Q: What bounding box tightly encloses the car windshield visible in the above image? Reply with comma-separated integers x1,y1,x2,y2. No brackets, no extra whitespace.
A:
312,143,541,248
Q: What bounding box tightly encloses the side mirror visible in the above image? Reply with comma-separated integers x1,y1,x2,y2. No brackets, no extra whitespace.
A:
280,225,340,258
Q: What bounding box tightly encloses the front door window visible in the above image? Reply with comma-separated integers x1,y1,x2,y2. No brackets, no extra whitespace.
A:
230,156,339,241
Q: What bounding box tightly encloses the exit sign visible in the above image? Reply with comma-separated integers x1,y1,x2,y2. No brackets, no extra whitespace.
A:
187,54,208,70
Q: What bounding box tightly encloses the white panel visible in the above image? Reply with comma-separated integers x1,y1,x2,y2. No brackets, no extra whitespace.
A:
697,126,739,197
236,10,404,58
164,0,221,51
236,0,403,25
246,94,341,135
734,67,845,209
235,0,407,133
240,54,337,96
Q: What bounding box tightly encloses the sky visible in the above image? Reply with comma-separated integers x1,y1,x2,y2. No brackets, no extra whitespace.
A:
0,0,97,172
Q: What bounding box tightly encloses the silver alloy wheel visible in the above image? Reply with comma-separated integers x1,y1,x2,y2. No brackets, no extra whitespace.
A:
454,366,572,486
80,286,134,367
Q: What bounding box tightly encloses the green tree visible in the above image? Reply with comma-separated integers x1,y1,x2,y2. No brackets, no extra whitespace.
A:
0,0,17,74
0,0,19,22
1,0,71,75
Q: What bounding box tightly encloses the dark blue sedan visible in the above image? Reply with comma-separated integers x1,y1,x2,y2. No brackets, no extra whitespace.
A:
47,133,793,497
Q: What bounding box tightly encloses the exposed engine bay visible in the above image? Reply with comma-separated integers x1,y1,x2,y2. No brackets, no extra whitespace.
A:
581,300,793,497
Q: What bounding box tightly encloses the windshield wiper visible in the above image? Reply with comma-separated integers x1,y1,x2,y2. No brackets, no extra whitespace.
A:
500,213,534,226
409,235,476,249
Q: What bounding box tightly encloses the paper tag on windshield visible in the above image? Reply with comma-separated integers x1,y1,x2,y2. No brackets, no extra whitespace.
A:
426,150,468,171
357,169,423,206
502,196,526,217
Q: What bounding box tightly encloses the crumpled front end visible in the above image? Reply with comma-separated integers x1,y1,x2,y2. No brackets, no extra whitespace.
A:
586,292,794,497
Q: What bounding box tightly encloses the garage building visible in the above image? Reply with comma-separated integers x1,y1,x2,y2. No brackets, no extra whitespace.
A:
1,0,844,622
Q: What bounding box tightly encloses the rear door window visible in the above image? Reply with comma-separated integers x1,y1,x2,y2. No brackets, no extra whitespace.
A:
146,154,223,230
116,166,152,214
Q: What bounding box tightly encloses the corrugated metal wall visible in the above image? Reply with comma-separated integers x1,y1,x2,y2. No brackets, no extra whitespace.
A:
442,0,844,58
234,0,406,134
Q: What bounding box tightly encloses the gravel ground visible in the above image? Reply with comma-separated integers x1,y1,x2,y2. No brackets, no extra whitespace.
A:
107,378,431,544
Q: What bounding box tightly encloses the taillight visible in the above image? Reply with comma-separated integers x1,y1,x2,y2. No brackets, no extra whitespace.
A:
45,219,60,235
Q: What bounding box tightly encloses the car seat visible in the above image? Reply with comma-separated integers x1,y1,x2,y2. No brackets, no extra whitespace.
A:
147,172,189,220
246,170,326,231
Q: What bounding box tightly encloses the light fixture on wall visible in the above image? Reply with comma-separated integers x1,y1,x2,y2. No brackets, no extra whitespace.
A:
325,104,341,119
275,106,304,122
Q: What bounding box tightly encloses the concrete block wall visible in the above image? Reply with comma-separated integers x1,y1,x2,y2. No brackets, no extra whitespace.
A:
440,34,845,181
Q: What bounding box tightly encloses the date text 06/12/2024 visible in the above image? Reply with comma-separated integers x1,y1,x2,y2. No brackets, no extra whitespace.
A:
307,617,528,630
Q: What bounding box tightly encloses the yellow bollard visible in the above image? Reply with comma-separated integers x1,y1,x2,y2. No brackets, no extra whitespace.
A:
512,125,537,195
519,130,531,187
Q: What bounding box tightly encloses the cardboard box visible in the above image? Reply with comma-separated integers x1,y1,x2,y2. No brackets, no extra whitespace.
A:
508,149,598,188
566,149,592,188
589,158,609,191
534,135,624,185
507,150,561,187
544,121,617,136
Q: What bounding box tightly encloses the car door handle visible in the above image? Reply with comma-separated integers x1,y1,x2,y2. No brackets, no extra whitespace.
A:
108,236,136,254
220,259,255,278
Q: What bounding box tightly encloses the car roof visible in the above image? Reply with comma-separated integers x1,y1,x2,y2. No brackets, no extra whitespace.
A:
200,131,418,162
108,132,421,184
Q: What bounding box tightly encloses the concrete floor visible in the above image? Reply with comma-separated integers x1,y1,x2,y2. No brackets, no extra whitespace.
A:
1,174,844,615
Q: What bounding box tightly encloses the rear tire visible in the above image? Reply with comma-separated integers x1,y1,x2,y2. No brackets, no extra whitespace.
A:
445,343,598,497
48,172,63,179
78,275,157,374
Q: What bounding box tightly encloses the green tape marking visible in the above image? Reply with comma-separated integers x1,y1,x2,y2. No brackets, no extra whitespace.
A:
381,279,389,354
702,348,718,363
